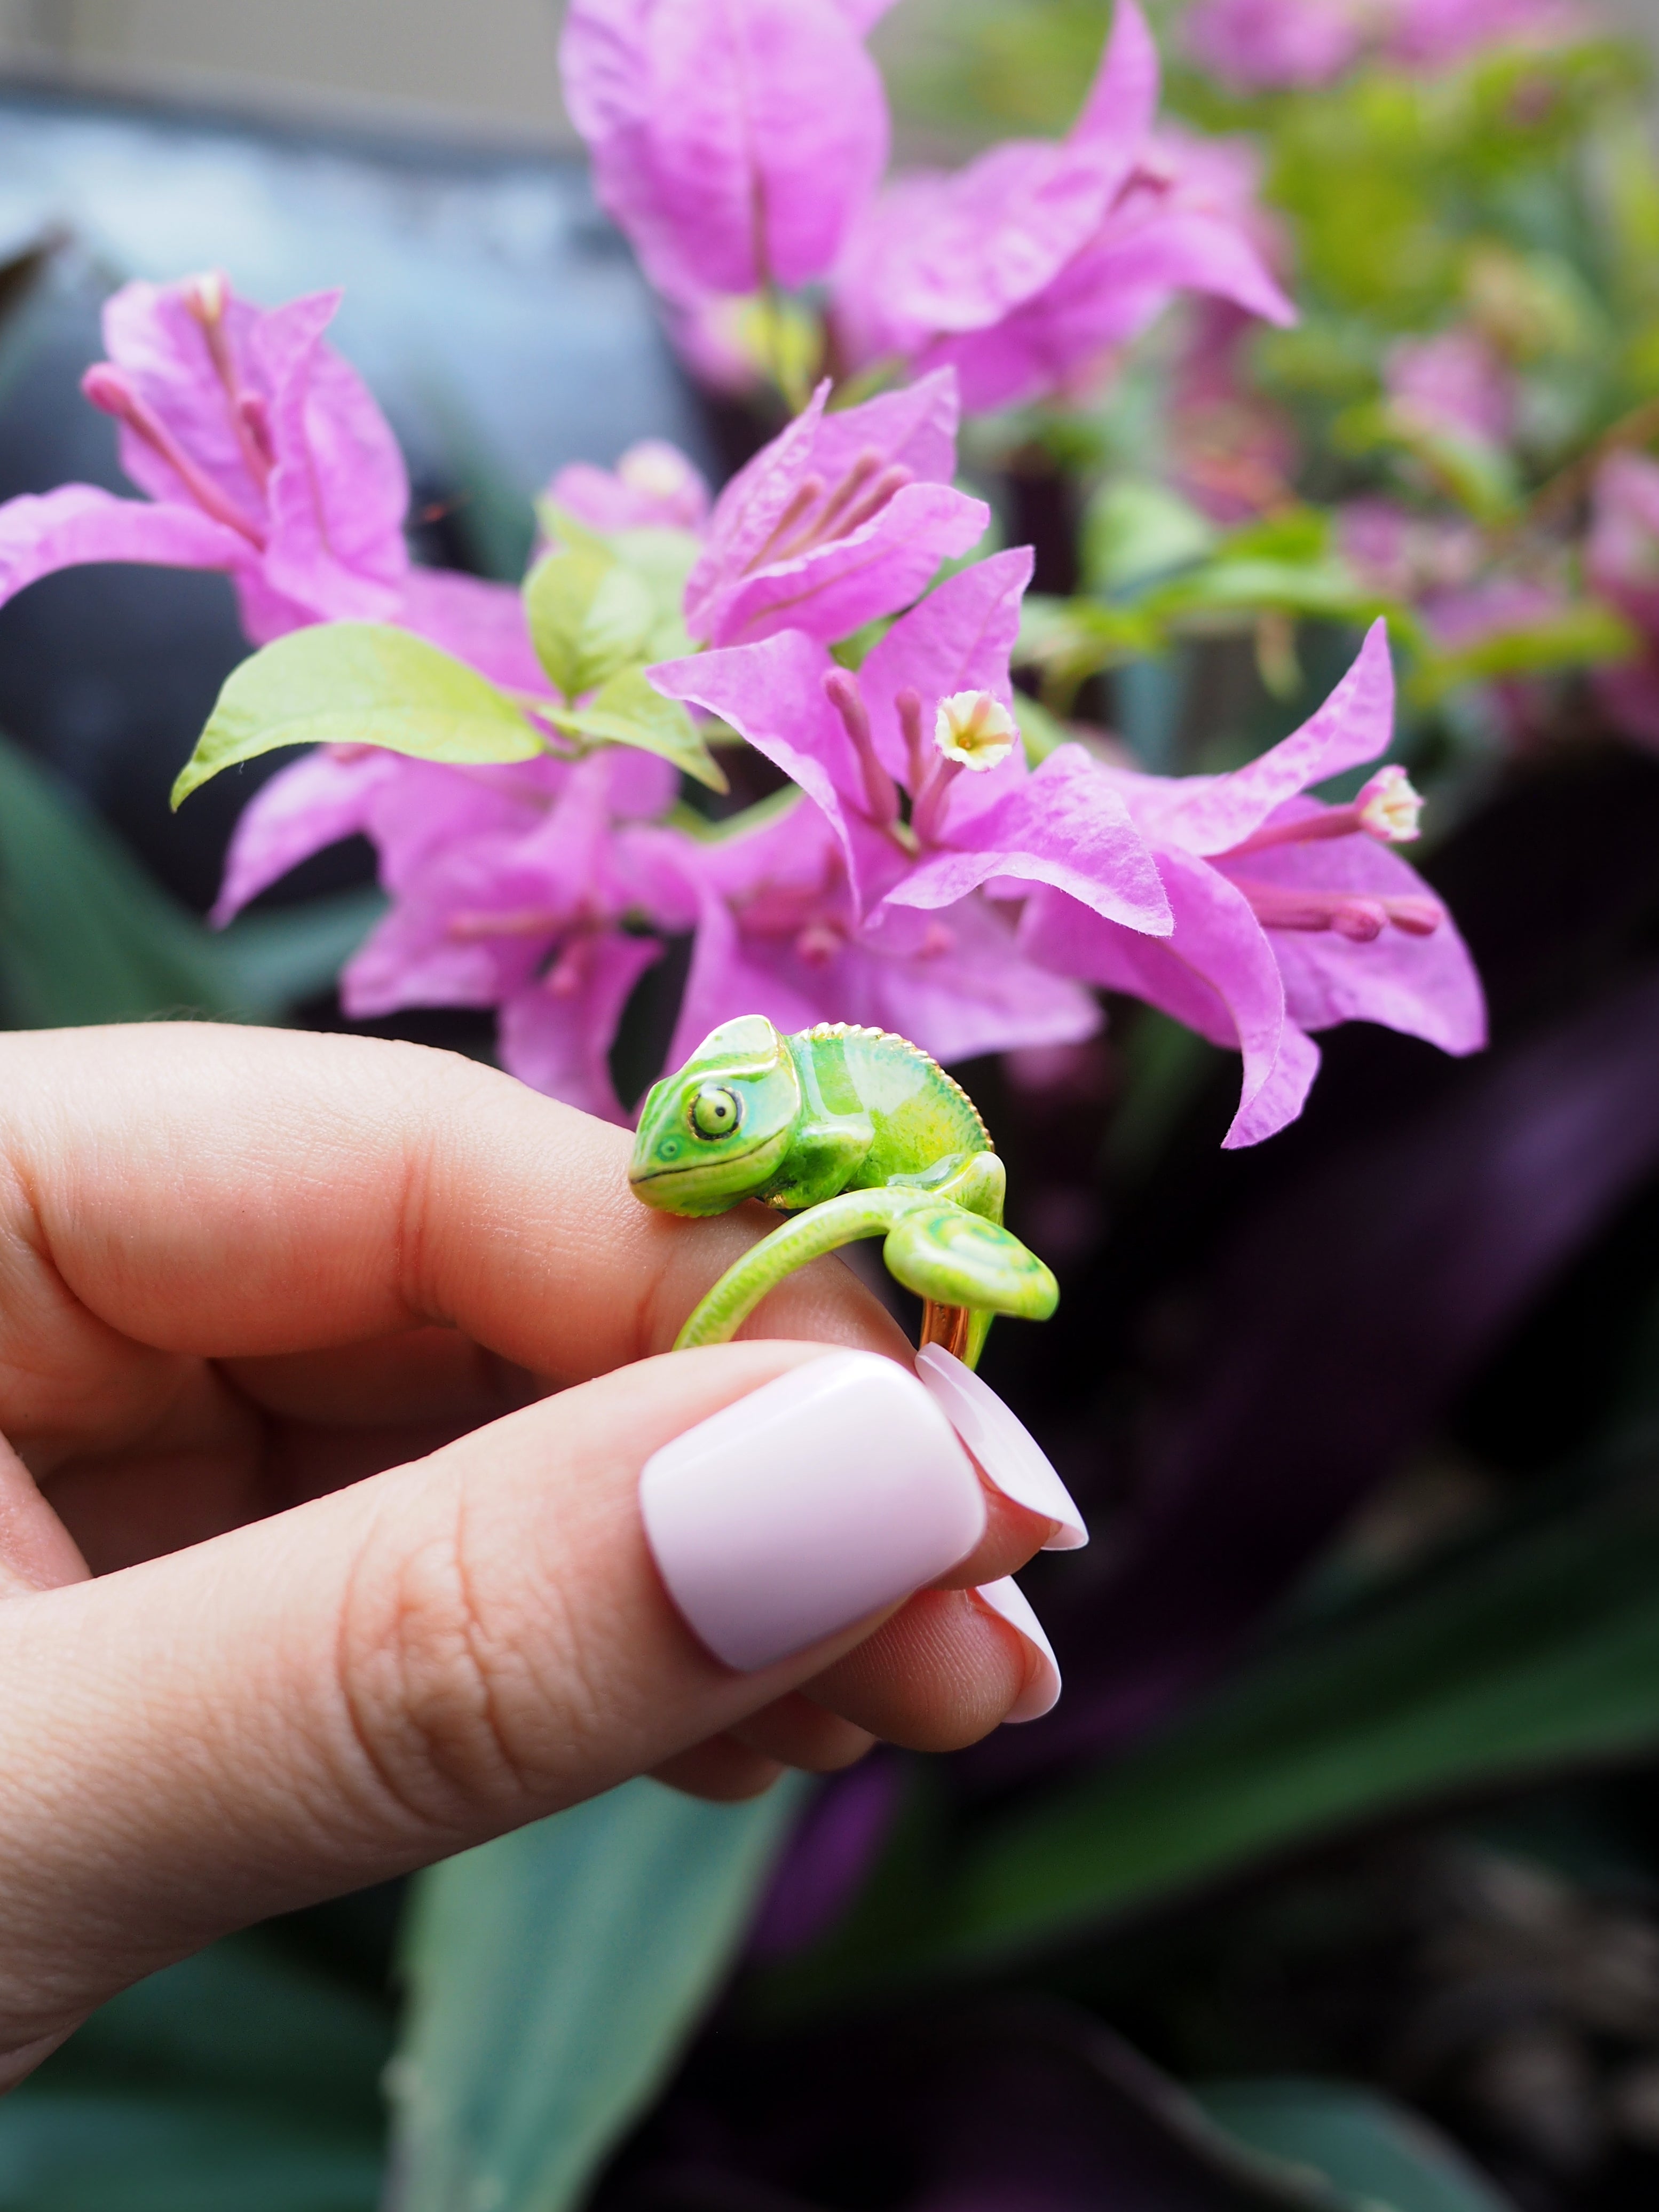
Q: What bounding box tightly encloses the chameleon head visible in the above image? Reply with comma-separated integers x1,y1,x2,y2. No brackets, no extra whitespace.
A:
628,1015,802,1216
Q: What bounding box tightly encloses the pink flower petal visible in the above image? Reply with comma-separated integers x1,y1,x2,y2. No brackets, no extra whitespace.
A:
706,480,988,650
257,290,408,621
1023,848,1296,1143
398,567,552,696
500,931,663,1124
1217,813,1487,1055
0,483,246,612
888,744,1172,935
860,547,1033,791
1151,620,1397,855
211,746,399,926
562,0,888,299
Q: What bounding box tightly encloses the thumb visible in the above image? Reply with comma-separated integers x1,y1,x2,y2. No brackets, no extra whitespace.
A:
0,1341,1003,2071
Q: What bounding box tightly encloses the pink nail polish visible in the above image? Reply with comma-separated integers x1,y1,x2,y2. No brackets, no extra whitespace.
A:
640,1350,986,1672
975,1576,1062,1721
915,1345,1088,1550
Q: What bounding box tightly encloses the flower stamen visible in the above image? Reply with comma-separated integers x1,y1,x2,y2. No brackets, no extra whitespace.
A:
1224,767,1426,859
1235,879,1444,940
181,270,273,491
82,364,267,544
823,666,903,832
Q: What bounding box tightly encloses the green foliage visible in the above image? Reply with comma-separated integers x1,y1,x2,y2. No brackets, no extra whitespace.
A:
0,729,375,1029
171,622,546,807
525,546,659,703
758,1437,1659,2011
1408,595,1638,704
390,1778,805,2212
1196,2080,1518,2212
0,1934,391,2211
547,664,729,792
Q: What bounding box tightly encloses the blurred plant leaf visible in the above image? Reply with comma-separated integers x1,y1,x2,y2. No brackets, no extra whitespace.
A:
0,729,371,1026
1081,477,1217,596
389,1776,806,2212
1196,2079,1518,2212
548,664,728,792
0,1935,390,2211
215,890,387,1017
172,624,544,808
1407,599,1638,705
770,1425,1659,2000
524,545,658,704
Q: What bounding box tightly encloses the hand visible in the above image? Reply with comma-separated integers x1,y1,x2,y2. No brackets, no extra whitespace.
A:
0,1025,1061,2083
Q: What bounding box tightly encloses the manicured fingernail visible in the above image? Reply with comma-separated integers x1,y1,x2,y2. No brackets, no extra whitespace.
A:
914,1345,1087,1550
641,1350,987,1672
975,1576,1062,1722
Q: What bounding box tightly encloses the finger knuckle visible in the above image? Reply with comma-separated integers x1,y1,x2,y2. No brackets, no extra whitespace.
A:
333,1490,584,1831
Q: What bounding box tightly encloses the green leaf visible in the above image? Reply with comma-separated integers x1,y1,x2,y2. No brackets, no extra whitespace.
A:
761,1449,1659,2009
1081,478,1217,596
215,891,386,1018
524,546,657,703
606,526,701,661
0,733,249,1026
1407,600,1639,705
0,1934,391,2211
1196,2080,1518,2212
549,665,729,793
0,728,382,1029
390,1775,806,2212
173,624,544,808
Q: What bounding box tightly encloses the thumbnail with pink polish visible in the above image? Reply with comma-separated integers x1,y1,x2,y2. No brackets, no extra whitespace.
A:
915,1345,1088,1550
639,1350,986,1673
975,1576,1062,1722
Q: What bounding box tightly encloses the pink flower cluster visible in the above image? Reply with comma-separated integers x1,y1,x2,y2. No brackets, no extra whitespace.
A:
1184,0,1590,92
559,0,1294,413
0,270,1483,1142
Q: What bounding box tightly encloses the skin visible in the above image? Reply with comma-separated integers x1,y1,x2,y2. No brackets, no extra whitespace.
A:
0,1024,1058,2089
630,1018,1058,1361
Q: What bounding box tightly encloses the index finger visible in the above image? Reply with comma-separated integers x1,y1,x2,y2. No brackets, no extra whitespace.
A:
0,1024,910,1397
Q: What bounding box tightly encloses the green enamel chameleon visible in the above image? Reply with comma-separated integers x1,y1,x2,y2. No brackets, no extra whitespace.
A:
628,1016,1058,1370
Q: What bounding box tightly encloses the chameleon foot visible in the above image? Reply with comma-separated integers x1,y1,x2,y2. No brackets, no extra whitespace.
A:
882,1201,1058,1320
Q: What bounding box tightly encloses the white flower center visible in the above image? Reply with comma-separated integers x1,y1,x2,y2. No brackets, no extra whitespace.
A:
1356,765,1424,843
934,691,1018,771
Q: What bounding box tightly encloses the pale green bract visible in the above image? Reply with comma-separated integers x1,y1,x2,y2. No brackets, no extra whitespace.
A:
170,621,546,808
546,664,729,793
524,544,658,703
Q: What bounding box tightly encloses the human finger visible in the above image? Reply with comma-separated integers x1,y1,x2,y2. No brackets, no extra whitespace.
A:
0,1342,1013,2076
0,1025,913,1478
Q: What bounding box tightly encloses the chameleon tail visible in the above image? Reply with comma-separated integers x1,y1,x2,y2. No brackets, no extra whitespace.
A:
674,1189,918,1350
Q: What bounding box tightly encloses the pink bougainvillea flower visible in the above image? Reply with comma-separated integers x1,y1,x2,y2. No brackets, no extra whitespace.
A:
216,742,692,1123
0,272,552,696
654,546,1172,937
1384,0,1588,67
1385,329,1515,448
1021,622,1486,1147
549,439,712,534
1587,449,1659,747
1184,0,1584,86
1168,298,1299,524
666,793,1101,1072
1183,0,1367,89
832,0,1294,415
682,370,988,649
559,0,894,305
1337,496,1481,603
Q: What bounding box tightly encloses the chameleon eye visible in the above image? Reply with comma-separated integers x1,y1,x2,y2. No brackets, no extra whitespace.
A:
690,1085,741,1141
